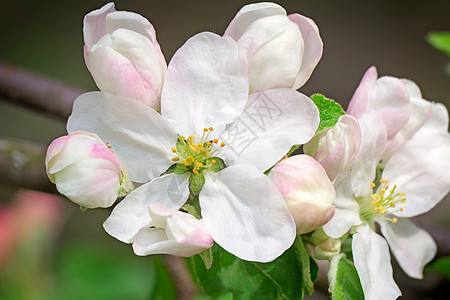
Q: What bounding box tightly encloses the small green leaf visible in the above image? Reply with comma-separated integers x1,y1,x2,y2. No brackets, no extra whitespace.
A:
294,237,315,297
162,163,189,175
205,157,226,172
427,31,450,57
328,254,364,300
189,173,205,196
310,94,345,132
199,248,214,270
188,236,311,300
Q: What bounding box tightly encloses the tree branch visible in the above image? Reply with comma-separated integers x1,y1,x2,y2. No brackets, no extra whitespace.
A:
0,61,82,120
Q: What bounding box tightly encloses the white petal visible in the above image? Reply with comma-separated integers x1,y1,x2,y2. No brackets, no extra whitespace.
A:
288,14,323,89
103,173,190,243
379,218,436,279
382,132,450,217
414,102,449,136
221,89,319,172
323,174,361,238
200,164,295,262
224,2,286,41
132,227,207,257
351,111,386,197
83,2,116,49
67,92,178,182
347,66,378,117
161,32,248,136
352,224,401,300
106,11,156,43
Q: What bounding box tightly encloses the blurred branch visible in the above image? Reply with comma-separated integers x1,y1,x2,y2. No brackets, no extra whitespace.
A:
0,137,55,193
163,255,197,300
0,61,83,120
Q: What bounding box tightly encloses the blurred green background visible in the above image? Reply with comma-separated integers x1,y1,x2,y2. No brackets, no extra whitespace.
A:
0,0,449,299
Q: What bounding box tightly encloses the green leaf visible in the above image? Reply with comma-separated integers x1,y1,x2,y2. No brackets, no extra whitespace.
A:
328,254,364,300
427,31,450,57
199,248,214,270
205,157,226,172
310,94,345,132
294,237,315,297
188,236,313,300
162,163,189,175
189,173,205,196
428,256,450,281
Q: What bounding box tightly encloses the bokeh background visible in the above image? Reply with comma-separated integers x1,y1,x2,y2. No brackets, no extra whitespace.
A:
1,0,449,299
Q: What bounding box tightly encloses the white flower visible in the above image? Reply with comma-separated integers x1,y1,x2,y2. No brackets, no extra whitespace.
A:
323,67,450,300
83,2,167,109
224,2,323,93
268,155,335,234
45,131,131,208
133,204,213,257
67,32,319,262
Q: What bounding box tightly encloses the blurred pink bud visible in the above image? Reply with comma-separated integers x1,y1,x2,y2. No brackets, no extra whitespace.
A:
304,115,361,181
314,237,341,260
133,203,214,257
269,155,335,234
83,2,167,109
224,2,323,93
45,131,131,209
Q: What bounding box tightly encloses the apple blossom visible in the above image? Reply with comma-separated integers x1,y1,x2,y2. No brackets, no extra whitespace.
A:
322,68,450,300
268,155,335,234
133,204,213,257
83,2,167,110
67,30,319,262
224,2,323,93
304,114,361,182
45,130,132,209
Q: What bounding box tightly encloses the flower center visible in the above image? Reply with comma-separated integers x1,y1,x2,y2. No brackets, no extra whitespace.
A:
171,127,226,174
359,179,406,224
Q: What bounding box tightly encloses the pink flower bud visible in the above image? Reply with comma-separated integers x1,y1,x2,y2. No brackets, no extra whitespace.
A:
132,204,214,257
224,2,323,93
314,237,341,260
45,131,130,208
269,155,335,234
83,3,167,109
304,115,361,181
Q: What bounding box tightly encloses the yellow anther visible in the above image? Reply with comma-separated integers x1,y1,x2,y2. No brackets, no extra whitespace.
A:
181,136,186,140
204,153,208,157
211,159,216,165
172,147,177,153
221,142,225,147
172,157,180,162
192,169,199,175
372,201,376,205
209,127,214,131
213,139,219,144
183,159,188,165
401,199,406,203
374,207,378,212
400,193,406,197
371,182,376,188
390,203,395,207
400,207,404,212
190,144,198,152
203,128,209,132
392,217,398,224
198,143,203,147
187,156,194,163
380,179,389,184
196,162,203,168
189,135,195,144
206,141,212,146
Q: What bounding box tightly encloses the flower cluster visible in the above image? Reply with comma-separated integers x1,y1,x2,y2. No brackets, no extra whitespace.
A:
46,2,449,299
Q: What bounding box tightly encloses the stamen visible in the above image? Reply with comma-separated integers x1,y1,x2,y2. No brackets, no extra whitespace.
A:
192,169,199,175
203,128,209,132
213,139,219,144
187,156,194,163
371,182,376,188
392,217,398,223
172,147,177,153
196,162,203,168
211,159,216,165
221,142,225,147
183,159,188,165
206,141,212,146
172,157,180,162
209,127,214,131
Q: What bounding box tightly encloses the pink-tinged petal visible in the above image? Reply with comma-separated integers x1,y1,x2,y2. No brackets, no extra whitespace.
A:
45,135,70,182
83,2,116,49
347,66,378,117
54,158,120,208
288,14,323,89
178,220,214,249
323,174,362,238
221,89,319,172
269,155,335,234
368,76,410,140
103,173,190,243
414,102,449,137
351,111,386,198
352,224,401,300
148,203,173,228
161,32,248,136
382,132,450,217
67,92,178,182
379,218,436,279
166,212,213,249
224,2,286,41
200,164,295,262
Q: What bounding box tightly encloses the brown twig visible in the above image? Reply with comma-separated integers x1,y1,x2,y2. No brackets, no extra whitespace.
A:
0,61,83,120
163,255,197,300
